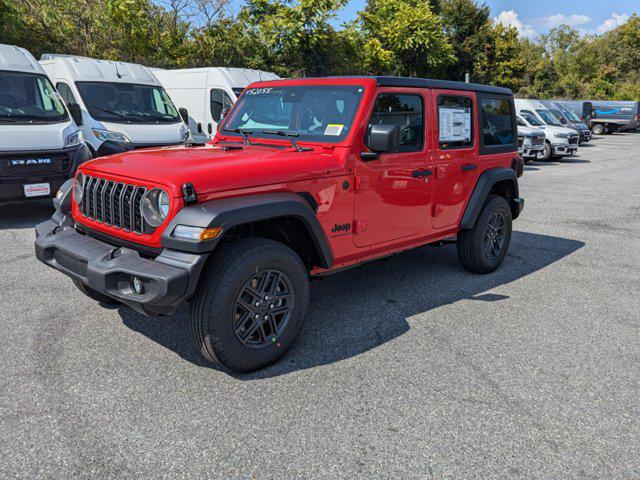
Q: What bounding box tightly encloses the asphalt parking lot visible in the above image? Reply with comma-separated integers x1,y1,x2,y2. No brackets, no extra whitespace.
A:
1,133,639,479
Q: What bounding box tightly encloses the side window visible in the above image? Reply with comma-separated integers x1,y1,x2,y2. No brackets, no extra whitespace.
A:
367,93,423,152
480,98,514,146
56,82,78,105
211,89,234,122
437,95,473,149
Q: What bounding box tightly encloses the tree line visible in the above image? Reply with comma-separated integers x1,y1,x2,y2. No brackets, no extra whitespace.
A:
1,0,639,100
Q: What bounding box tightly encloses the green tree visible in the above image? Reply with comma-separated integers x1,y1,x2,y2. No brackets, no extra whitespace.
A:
359,0,455,76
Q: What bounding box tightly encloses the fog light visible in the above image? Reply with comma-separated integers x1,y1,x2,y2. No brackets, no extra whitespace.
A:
132,276,145,295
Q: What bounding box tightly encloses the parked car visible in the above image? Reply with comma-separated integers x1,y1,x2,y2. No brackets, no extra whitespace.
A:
35,76,524,372
39,54,190,157
0,44,91,205
555,100,594,124
515,99,579,160
540,100,591,143
587,100,640,135
154,67,279,144
516,115,546,162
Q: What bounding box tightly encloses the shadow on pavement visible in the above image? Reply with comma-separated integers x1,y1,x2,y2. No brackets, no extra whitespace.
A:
0,200,53,230
119,231,584,378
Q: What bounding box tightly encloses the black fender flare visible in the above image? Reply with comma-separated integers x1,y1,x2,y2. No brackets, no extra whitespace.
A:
460,167,519,229
161,192,334,268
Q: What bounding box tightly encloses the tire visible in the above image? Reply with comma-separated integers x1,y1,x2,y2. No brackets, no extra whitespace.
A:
457,194,513,274
591,123,605,135
73,280,121,306
542,141,553,160
189,238,309,372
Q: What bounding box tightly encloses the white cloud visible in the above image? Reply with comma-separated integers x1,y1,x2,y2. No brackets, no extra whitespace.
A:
596,13,630,34
542,14,592,28
496,10,536,39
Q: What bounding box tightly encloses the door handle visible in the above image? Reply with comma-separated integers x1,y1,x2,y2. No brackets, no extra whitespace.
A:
412,169,433,178
461,163,477,172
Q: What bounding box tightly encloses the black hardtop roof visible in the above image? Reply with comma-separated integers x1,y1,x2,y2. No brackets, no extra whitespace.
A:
252,75,513,96
372,76,513,95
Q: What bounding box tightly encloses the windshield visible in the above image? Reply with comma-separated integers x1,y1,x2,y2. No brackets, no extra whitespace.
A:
562,109,581,122
549,109,568,124
0,71,68,124
76,82,180,124
222,85,365,143
536,109,562,126
521,113,543,127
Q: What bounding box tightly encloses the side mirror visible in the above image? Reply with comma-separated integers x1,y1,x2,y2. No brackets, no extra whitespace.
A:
362,124,400,160
179,107,189,125
68,103,83,126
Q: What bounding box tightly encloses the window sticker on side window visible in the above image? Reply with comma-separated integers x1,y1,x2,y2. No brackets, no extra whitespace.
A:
439,107,471,143
324,124,344,136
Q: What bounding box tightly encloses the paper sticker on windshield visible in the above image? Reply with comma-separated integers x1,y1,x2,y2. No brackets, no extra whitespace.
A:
324,124,344,136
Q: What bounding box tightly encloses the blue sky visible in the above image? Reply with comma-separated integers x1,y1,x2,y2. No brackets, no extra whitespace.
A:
334,0,638,38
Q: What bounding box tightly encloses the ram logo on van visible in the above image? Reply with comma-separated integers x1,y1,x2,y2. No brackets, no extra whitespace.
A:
10,158,52,166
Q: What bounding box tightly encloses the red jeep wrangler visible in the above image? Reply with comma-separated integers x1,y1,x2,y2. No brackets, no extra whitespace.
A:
35,76,524,372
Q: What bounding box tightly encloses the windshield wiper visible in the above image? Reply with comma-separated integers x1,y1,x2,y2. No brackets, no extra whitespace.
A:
222,128,252,145
92,107,141,122
261,130,311,152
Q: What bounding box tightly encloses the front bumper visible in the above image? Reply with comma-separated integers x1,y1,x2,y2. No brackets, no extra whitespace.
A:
35,219,207,316
0,145,91,205
522,144,545,159
552,143,579,156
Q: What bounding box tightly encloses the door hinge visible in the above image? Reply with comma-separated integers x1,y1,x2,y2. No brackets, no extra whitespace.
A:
354,176,369,192
433,204,444,217
354,220,368,234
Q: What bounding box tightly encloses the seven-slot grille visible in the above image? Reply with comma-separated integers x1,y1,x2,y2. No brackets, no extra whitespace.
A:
79,175,148,234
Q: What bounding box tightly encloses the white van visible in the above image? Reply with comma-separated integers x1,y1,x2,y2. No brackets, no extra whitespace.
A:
514,99,579,160
0,44,90,205
154,68,279,144
39,55,190,157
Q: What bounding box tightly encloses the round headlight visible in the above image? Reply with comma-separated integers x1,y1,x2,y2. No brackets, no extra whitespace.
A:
142,189,170,228
73,173,84,205
157,190,170,218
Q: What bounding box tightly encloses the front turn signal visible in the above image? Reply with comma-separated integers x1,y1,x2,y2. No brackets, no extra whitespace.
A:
172,225,223,241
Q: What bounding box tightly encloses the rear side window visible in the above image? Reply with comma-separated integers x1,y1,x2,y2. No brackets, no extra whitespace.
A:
211,89,234,122
480,98,514,146
56,82,78,105
367,93,423,152
438,96,473,149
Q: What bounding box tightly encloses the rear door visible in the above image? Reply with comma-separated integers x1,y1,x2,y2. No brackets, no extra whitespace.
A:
353,88,434,247
431,90,478,230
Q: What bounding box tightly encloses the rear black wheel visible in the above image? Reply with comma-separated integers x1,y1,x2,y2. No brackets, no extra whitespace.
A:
591,123,605,135
189,238,309,372
457,194,512,274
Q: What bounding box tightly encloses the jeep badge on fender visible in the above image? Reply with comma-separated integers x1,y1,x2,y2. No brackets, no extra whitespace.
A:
35,76,524,373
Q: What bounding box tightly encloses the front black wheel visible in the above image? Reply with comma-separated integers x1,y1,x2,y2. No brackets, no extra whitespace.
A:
591,123,605,135
190,238,309,372
457,194,513,274
542,141,553,161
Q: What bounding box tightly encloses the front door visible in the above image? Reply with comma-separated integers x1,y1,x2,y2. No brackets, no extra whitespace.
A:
354,89,434,247
431,91,479,230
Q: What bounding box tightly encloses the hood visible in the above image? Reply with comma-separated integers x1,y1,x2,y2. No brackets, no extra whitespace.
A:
537,125,577,136
97,120,185,144
80,143,328,197
0,120,78,152
517,126,544,137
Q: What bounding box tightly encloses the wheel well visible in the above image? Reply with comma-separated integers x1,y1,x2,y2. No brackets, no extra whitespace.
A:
490,179,518,218
215,217,323,271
